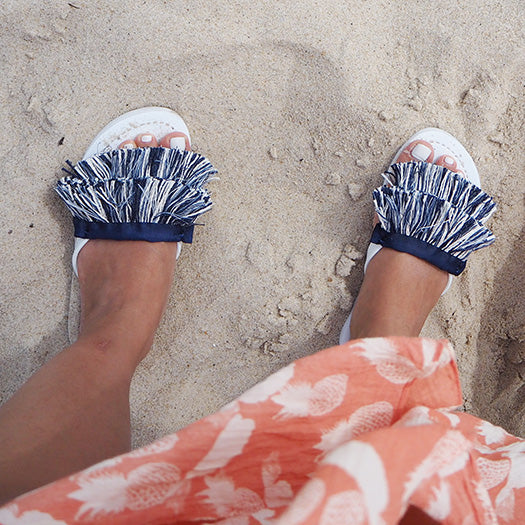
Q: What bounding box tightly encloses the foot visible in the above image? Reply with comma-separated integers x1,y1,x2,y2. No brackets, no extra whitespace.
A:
395,139,464,176
118,131,191,151
350,139,455,339
0,123,197,503
372,139,464,229
77,131,190,363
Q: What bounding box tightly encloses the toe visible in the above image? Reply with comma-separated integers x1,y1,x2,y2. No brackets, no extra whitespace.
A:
135,133,159,148
160,132,191,151
397,140,435,163
119,139,137,149
435,154,458,172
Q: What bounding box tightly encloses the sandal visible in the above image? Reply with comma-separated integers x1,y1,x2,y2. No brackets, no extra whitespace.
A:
56,106,217,341
339,128,496,344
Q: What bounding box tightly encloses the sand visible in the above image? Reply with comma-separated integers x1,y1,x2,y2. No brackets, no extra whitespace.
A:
0,0,524,449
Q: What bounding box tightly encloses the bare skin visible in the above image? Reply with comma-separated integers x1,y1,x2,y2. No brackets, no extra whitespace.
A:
350,248,448,338
0,135,457,504
0,132,189,504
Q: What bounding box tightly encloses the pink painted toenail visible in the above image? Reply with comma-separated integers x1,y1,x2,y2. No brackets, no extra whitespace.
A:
170,137,186,150
412,144,432,161
140,135,153,143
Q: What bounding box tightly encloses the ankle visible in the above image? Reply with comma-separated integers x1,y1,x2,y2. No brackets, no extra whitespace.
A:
350,249,448,338
76,320,155,366
76,240,177,359
78,280,170,363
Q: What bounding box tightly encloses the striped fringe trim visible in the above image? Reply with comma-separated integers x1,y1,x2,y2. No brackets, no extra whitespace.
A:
56,147,217,226
372,162,496,272
383,162,496,223
373,187,495,261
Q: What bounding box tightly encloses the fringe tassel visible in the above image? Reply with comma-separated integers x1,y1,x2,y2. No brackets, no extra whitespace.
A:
56,147,216,228
373,187,495,260
383,162,496,224
372,162,496,275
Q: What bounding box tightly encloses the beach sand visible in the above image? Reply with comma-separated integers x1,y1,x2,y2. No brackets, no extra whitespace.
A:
0,0,523,448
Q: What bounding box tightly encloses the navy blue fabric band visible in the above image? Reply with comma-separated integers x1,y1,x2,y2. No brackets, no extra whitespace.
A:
370,224,466,276
73,218,194,243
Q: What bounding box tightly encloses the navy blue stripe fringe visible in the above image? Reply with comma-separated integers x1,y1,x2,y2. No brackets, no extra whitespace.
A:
370,224,466,275
56,147,216,244
371,162,496,275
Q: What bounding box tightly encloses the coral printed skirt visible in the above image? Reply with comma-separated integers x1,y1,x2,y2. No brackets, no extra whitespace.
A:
1,337,524,524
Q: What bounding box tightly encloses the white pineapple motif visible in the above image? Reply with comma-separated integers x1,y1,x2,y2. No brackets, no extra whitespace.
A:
314,401,393,454
271,374,348,418
70,462,187,519
358,338,452,384
319,490,367,525
125,463,187,511
476,457,511,490
0,505,66,525
198,475,264,517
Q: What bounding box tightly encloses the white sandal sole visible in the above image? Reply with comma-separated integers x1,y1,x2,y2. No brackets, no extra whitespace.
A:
83,106,191,158
392,127,480,187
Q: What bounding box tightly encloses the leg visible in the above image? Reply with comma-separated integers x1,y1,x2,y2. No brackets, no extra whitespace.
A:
0,240,177,503
350,139,462,339
0,133,184,504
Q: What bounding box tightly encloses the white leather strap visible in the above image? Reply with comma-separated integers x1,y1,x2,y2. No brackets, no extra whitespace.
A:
72,238,90,277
